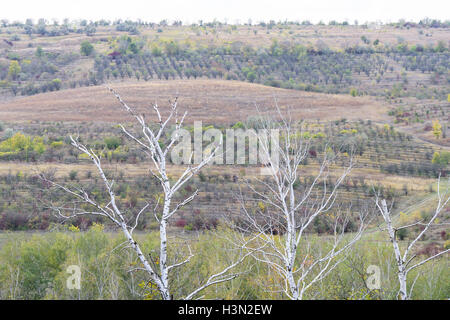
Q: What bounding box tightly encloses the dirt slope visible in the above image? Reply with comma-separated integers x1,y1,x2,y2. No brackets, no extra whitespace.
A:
0,80,389,124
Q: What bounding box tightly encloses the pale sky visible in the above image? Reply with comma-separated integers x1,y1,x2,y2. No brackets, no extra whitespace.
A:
1,0,448,24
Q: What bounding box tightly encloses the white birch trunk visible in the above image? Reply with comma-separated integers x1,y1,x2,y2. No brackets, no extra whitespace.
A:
43,88,247,300
376,177,449,300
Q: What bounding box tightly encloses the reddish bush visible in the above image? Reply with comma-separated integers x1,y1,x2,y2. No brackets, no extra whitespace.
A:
416,242,442,256
175,218,187,228
0,210,29,230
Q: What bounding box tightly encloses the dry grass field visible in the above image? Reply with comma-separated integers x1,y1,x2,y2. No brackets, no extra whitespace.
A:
0,79,389,124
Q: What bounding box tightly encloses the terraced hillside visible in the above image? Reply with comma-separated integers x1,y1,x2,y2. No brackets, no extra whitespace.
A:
1,21,449,100
0,113,446,231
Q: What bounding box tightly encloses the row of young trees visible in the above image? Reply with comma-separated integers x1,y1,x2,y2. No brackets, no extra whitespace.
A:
1,36,447,97
1,117,445,179
39,89,449,299
88,41,448,96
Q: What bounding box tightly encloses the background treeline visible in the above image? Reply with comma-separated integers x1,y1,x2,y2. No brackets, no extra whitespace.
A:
1,17,449,32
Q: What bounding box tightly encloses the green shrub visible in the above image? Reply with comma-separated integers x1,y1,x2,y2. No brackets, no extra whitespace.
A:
68,170,77,181
80,41,94,56
104,136,121,150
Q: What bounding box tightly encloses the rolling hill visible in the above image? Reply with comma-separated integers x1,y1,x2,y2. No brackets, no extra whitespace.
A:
0,79,389,124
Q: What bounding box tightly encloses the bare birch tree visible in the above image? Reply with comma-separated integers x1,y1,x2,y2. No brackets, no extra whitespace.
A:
234,110,369,300
375,176,449,300
41,88,248,300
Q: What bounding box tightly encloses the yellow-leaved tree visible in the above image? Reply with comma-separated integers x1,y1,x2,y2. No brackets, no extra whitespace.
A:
8,60,21,80
432,120,442,139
